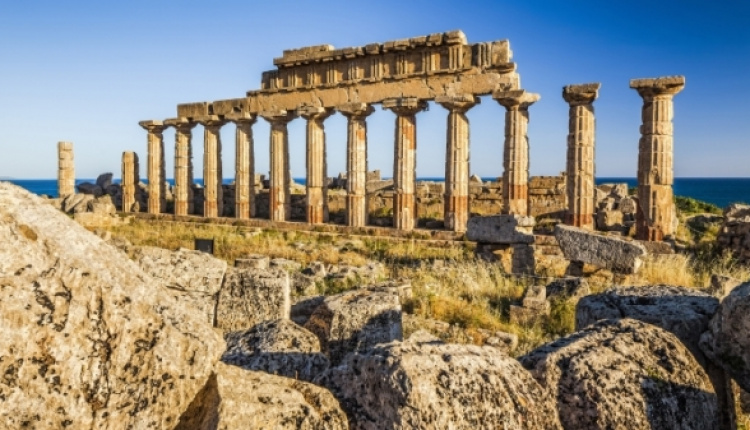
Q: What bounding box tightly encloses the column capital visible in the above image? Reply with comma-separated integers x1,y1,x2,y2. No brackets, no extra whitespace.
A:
338,102,375,118
297,105,334,121
562,83,601,106
435,94,480,112
492,90,540,110
164,117,197,132
382,97,428,116
138,120,167,133
195,115,227,128
630,76,685,98
226,112,258,126
259,110,297,125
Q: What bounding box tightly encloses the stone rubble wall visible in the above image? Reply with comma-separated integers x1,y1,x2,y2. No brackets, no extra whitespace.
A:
716,204,750,264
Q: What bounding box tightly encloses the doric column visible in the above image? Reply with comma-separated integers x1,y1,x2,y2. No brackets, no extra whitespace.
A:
298,106,334,224
260,110,297,222
196,116,227,218
139,120,167,214
165,118,196,216
631,76,685,241
492,90,540,216
436,95,480,232
57,141,75,198
339,103,375,227
227,113,257,219
383,97,428,231
563,83,600,229
121,151,139,212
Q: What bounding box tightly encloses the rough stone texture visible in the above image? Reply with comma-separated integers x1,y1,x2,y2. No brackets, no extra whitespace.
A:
166,119,197,216
198,116,226,218
77,182,103,196
234,254,270,270
316,341,562,430
175,362,348,430
139,120,167,214
563,83,600,229
291,295,326,326
121,151,139,212
717,204,750,265
0,182,224,429
304,289,402,365
216,267,291,332
95,172,113,189
57,141,75,198
546,277,590,300
229,114,256,219
631,75,686,241
555,224,647,273
466,214,535,244
520,318,719,430
132,246,228,326
340,103,375,227
299,106,334,224
87,194,116,214
222,319,329,382
701,281,750,393
709,274,742,299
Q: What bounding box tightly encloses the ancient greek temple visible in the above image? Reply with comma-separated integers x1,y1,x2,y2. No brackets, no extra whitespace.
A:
125,30,684,240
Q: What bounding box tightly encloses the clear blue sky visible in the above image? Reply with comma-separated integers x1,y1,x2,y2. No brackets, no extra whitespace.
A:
1,0,748,180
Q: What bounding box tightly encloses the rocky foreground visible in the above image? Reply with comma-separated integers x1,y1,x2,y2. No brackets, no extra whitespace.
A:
1,181,749,429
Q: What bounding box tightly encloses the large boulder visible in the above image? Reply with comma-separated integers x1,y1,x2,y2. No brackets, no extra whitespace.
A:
222,319,329,382
132,246,228,326
700,281,750,392
215,267,291,332
316,341,562,430
520,318,718,430
0,182,224,428
466,214,535,244
176,362,348,430
554,224,647,273
304,289,402,365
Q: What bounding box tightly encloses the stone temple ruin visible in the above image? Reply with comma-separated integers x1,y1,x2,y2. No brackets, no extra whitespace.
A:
59,30,685,241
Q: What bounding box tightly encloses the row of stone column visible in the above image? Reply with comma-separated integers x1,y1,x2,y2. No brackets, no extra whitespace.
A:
561,76,684,241
136,92,540,232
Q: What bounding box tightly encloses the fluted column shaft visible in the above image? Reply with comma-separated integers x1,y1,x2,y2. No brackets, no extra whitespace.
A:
261,111,297,222
165,119,196,216
139,121,167,214
563,83,600,229
228,114,257,219
121,151,139,212
339,103,375,227
631,76,685,240
299,107,333,224
493,90,540,216
384,98,428,231
57,141,75,198
198,116,226,218
437,95,479,232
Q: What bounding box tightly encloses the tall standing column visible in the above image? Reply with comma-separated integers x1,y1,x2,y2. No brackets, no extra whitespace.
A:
492,90,540,216
260,111,297,222
298,106,334,224
165,118,196,216
563,83,600,229
436,95,479,232
139,120,167,214
57,141,75,198
339,103,375,227
197,116,227,218
383,97,428,231
227,113,257,219
121,151,139,212
631,76,685,241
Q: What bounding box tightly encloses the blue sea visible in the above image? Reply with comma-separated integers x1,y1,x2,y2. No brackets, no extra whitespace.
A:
4,177,749,209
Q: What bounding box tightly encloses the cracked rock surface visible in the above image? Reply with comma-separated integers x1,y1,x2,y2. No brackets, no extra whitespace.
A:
520,318,718,430
0,182,225,429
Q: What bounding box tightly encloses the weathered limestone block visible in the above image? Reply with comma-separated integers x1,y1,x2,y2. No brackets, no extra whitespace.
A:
234,254,270,270
520,318,719,430
175,362,348,430
555,224,647,273
316,341,562,430
466,214,535,244
222,319,329,382
0,182,224,429
304,289,402,365
57,141,75,198
132,246,228,326
215,267,291,332
292,295,326,326
87,194,116,214
700,281,750,393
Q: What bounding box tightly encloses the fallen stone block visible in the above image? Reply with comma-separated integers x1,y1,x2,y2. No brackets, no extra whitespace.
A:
555,224,647,273
215,267,291,332
466,214,535,244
